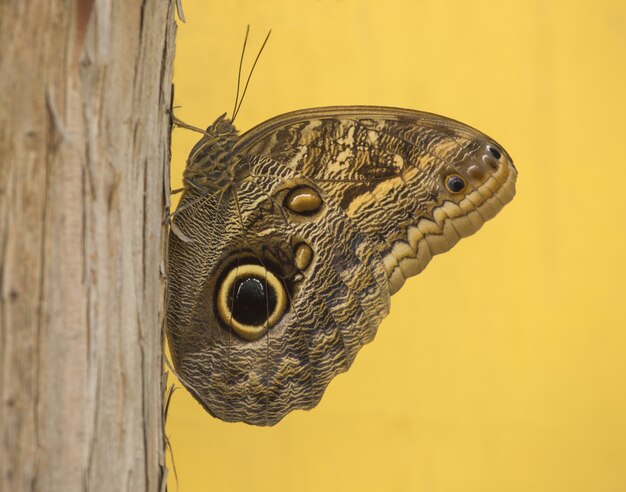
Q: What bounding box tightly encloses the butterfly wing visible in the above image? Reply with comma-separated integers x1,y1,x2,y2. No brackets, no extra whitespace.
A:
236,106,517,293
167,106,517,426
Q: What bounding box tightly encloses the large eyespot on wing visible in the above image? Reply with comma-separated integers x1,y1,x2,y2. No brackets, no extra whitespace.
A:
167,151,393,426
228,169,390,425
235,106,517,294
215,262,288,341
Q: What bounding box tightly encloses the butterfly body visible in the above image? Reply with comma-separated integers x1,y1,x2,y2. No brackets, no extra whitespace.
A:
168,106,517,425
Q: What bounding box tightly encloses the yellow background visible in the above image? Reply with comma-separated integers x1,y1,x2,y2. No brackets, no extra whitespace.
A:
167,1,626,491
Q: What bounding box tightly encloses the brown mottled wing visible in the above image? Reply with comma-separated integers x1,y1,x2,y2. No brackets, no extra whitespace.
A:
236,106,516,293
167,106,517,426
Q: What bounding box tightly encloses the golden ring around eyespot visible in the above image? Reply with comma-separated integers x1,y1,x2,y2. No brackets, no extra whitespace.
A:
216,264,287,341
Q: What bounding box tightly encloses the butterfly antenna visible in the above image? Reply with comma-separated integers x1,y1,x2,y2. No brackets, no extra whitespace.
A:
232,28,271,123
231,25,250,122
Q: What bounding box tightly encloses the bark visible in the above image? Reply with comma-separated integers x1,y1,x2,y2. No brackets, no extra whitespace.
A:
0,1,176,490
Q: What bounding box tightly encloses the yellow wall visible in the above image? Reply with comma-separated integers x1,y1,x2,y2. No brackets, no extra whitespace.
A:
168,1,626,490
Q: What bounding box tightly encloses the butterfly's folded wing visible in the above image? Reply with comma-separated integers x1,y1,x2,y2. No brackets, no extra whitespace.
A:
167,106,517,426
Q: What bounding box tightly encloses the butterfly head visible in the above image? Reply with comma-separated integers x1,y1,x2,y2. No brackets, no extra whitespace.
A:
208,113,237,137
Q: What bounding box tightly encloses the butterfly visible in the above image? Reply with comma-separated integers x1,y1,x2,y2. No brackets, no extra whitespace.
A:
166,31,517,426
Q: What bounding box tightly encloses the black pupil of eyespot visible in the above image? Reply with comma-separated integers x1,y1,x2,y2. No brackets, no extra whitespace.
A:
448,176,465,193
229,276,277,326
489,146,502,159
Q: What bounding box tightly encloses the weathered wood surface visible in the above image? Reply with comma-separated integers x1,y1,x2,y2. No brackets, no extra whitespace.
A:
0,1,176,490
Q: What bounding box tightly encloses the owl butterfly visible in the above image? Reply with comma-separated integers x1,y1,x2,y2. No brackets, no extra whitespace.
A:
167,34,517,427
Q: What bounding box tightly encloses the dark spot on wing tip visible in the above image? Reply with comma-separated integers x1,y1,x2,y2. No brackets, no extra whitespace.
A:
488,145,502,160
445,174,466,193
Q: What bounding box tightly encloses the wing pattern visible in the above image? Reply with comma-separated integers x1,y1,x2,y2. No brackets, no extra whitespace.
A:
167,107,517,425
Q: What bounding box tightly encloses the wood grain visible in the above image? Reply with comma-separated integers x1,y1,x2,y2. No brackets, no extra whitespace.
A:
0,1,176,490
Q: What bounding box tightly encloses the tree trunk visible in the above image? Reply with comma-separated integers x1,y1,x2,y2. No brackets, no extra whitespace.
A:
0,1,176,490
